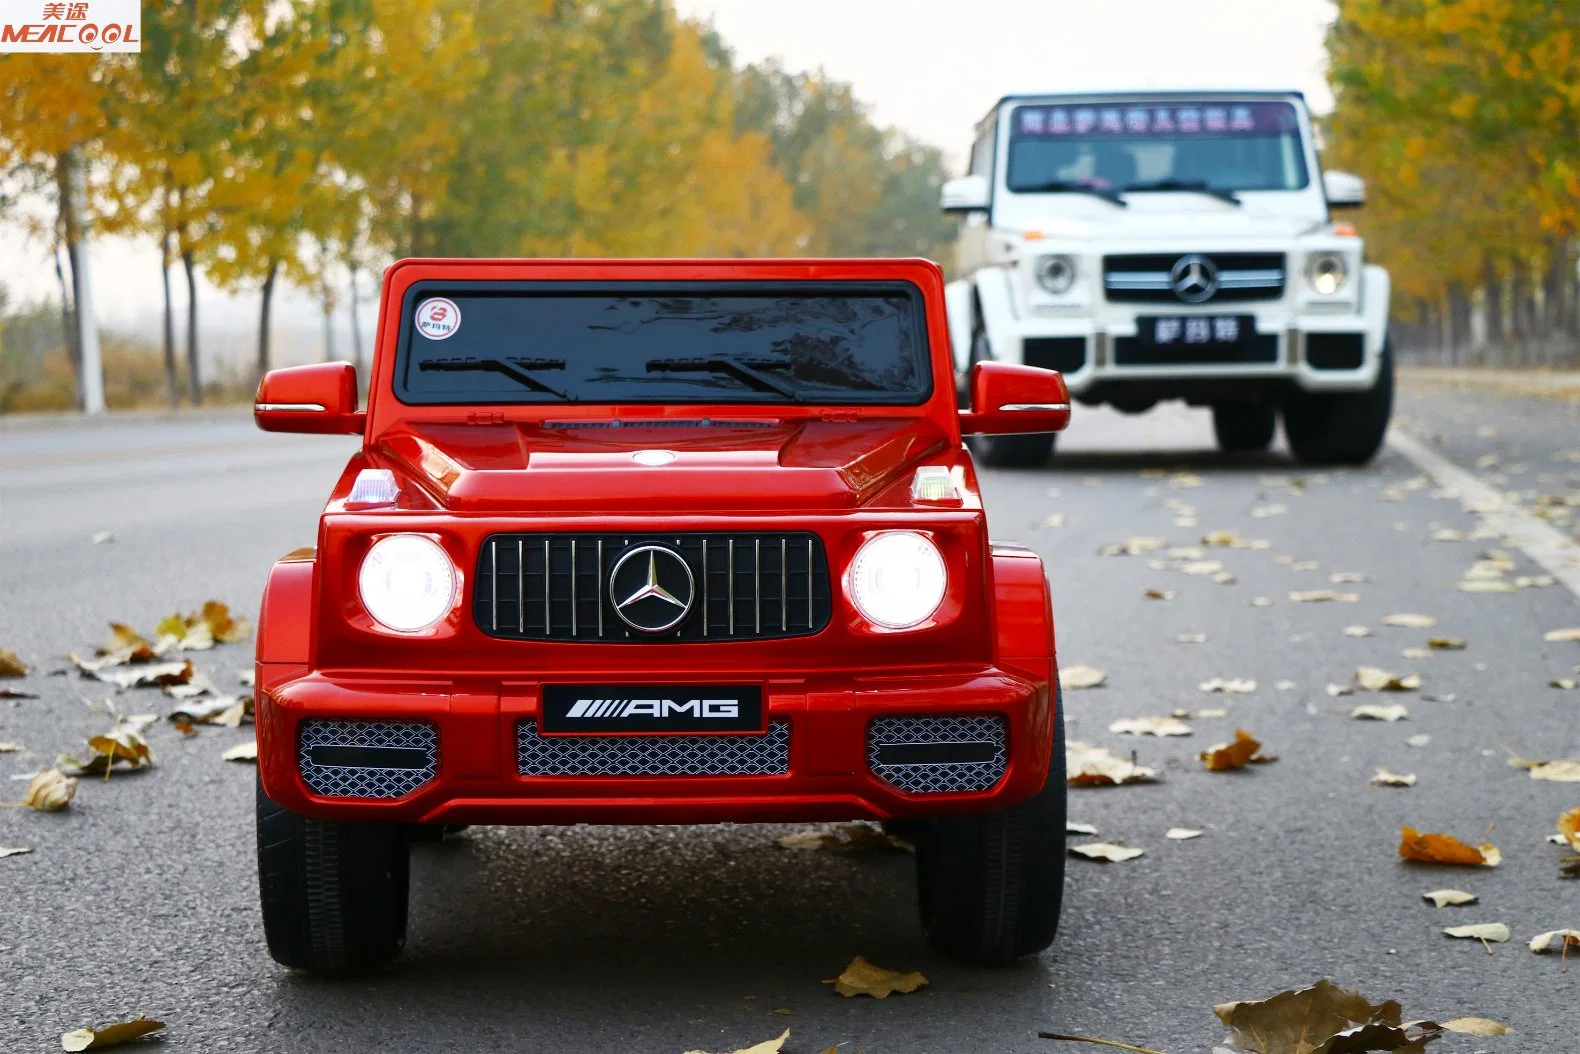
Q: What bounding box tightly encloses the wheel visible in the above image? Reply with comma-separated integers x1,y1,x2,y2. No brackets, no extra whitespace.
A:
914,691,1066,965
256,776,410,975
963,328,1058,468
1283,343,1394,466
1211,402,1276,453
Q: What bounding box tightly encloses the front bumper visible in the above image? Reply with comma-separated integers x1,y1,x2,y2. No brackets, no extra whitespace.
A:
256,663,1054,826
1000,311,1381,397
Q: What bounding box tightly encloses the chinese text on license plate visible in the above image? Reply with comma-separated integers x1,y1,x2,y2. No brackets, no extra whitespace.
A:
1144,315,1254,345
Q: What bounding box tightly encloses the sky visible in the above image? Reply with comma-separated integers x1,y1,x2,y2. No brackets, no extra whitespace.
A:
0,0,1339,359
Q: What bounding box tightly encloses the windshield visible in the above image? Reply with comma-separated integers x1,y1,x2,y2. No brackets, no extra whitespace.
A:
1005,101,1308,194
394,282,931,406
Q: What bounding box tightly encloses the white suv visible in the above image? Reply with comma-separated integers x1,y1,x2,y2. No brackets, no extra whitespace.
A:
941,90,1392,467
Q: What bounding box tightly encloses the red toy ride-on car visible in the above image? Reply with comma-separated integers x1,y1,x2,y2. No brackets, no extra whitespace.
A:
251,258,1072,974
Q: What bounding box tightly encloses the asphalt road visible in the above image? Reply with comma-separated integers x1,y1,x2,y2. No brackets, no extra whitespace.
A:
2,378,1578,1053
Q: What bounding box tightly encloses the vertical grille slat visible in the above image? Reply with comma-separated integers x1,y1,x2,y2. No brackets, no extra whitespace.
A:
474,532,831,643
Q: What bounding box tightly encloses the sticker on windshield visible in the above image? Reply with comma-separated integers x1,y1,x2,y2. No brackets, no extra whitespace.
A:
415,298,461,341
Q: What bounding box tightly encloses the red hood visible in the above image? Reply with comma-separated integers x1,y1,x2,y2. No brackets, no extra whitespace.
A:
373,417,951,513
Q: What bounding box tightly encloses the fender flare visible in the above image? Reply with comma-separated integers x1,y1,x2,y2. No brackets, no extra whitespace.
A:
944,269,1019,374
989,542,1055,673
256,548,316,666
1361,263,1391,357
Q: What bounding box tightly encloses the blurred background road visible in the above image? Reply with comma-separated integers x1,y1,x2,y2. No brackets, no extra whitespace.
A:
3,377,1577,1053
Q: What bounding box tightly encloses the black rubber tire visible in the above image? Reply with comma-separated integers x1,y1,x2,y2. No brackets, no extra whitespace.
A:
257,776,410,975
915,692,1066,965
963,329,1058,468
1283,343,1395,466
1211,402,1277,453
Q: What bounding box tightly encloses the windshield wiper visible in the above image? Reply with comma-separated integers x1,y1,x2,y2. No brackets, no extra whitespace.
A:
645,356,806,401
418,356,574,400
1016,180,1127,206
1122,179,1242,206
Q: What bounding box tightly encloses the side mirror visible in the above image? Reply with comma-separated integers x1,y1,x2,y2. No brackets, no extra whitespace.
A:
255,362,365,435
1322,170,1365,209
941,174,991,213
958,361,1071,436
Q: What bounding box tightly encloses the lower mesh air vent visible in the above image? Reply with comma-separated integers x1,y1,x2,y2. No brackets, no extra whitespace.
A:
868,715,1008,794
298,719,438,799
517,721,790,776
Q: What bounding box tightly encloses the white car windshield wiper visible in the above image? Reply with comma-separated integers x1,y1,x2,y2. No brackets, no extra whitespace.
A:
645,356,807,401
418,356,575,400
1123,179,1242,206
1017,180,1127,207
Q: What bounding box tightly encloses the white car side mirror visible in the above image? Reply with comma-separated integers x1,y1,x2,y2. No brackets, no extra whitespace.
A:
1323,170,1365,209
941,175,991,213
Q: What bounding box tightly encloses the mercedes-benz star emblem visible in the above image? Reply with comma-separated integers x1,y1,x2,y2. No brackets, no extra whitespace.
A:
1169,254,1219,304
609,545,695,633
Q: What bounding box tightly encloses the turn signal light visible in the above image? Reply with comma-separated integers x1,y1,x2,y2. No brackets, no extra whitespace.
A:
347,469,399,509
910,465,963,504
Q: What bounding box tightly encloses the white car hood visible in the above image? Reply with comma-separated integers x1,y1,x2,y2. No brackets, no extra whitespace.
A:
1002,195,1324,244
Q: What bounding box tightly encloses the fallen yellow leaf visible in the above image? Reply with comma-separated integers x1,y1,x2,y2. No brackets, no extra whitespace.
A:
1213,980,1441,1054
1383,613,1437,629
1422,889,1477,907
1198,678,1256,694
825,956,927,998
683,1029,789,1054
1541,628,1580,643
60,1016,165,1051
1529,760,1580,782
1352,704,1410,722
1109,716,1192,737
1059,665,1107,690
222,740,258,763
1528,929,1580,954
1558,806,1580,850
1370,769,1416,787
1199,729,1277,772
1443,922,1509,943
1067,741,1159,787
1355,667,1419,692
1442,1017,1510,1037
1068,842,1144,862
1399,826,1500,867
22,768,77,812
0,648,26,677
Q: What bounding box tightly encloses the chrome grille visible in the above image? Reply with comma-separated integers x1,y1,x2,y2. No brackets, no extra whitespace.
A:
1103,252,1286,303
516,721,791,776
298,719,438,799
868,715,1008,795
475,533,832,642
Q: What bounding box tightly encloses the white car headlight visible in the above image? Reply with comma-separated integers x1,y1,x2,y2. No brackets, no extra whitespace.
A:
848,531,947,630
1035,254,1077,295
358,535,458,633
1305,252,1349,296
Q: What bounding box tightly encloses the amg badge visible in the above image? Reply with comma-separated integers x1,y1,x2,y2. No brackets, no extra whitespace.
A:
541,684,764,733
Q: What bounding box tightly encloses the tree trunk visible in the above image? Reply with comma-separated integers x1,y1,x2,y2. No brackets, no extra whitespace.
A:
52,234,76,372
1447,283,1472,365
320,276,336,363
1543,239,1567,340
160,223,179,407
257,257,280,385
53,151,84,404
1481,255,1503,366
347,264,364,377
182,245,201,405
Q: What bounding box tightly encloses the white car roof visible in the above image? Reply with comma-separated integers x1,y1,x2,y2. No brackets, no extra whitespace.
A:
981,89,1306,128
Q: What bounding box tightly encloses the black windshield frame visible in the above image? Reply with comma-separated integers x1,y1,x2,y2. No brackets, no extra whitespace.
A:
391,280,934,408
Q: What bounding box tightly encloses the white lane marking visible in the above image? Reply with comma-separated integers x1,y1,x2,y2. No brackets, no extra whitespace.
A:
1387,429,1580,599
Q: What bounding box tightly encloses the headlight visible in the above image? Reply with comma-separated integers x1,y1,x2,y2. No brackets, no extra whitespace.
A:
1034,254,1077,295
848,531,947,630
1305,252,1348,296
358,535,458,632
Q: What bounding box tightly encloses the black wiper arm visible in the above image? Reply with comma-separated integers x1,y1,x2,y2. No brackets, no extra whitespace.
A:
1017,180,1127,206
645,356,804,401
1123,179,1242,205
418,356,575,400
